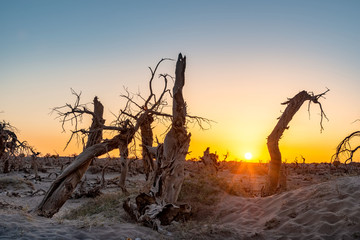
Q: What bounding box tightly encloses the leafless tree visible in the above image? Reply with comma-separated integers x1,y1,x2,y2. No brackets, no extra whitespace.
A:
262,89,329,196
123,53,192,228
333,130,360,164
0,121,36,173
36,54,206,218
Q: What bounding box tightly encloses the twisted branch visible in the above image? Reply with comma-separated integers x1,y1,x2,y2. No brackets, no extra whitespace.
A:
333,131,360,164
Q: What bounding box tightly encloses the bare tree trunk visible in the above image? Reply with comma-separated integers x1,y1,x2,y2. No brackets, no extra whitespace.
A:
150,53,190,203
119,140,130,193
86,97,104,148
263,90,328,196
140,114,154,180
31,154,40,181
36,97,105,217
35,134,123,217
124,54,192,227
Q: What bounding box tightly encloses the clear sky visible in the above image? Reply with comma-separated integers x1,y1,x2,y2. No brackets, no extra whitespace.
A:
1,0,360,162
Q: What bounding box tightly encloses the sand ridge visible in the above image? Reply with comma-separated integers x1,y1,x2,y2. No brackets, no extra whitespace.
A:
213,176,360,239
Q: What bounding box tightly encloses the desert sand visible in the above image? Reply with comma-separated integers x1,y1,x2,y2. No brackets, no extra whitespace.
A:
1,157,360,240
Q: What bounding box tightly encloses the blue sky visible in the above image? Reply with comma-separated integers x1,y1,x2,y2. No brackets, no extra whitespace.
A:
1,1,360,161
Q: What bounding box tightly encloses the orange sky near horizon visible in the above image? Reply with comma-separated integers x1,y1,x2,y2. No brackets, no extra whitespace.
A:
2,1,360,163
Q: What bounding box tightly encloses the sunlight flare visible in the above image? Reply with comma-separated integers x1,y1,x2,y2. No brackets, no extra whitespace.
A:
245,152,253,160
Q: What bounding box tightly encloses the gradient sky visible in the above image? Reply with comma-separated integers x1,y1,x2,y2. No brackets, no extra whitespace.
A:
1,0,360,162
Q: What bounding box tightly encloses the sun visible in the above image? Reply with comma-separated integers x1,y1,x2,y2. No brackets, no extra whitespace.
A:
244,152,253,160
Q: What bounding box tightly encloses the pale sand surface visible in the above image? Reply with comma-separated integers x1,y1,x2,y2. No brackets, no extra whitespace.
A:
1,160,360,239
214,176,360,239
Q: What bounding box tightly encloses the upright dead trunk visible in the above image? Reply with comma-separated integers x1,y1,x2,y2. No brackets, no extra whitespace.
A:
36,97,105,217
124,53,191,227
263,90,325,196
140,114,154,180
86,97,105,148
118,128,134,193
150,53,190,203
31,153,40,181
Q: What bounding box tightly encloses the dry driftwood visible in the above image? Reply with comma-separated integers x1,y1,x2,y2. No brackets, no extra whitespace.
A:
123,193,191,229
262,89,328,196
124,53,191,228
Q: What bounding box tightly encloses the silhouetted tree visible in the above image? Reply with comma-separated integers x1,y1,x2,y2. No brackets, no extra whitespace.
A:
333,130,360,164
262,89,329,196
0,121,35,173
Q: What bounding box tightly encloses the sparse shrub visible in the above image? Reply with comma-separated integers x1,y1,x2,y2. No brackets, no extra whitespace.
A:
333,160,341,168
88,165,102,174
0,176,34,190
63,192,126,220
178,171,250,219
178,173,221,206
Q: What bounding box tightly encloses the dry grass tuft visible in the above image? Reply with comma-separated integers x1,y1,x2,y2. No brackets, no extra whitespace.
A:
178,171,249,220
63,192,128,220
0,176,34,191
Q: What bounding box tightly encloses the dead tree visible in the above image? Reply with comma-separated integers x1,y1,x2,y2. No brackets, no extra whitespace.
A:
35,97,106,217
150,53,191,203
0,121,34,173
262,89,329,196
36,57,179,217
115,58,175,186
52,91,105,151
333,130,360,164
0,122,18,173
200,147,220,174
124,53,192,227
140,114,154,180
36,134,126,217
86,96,105,148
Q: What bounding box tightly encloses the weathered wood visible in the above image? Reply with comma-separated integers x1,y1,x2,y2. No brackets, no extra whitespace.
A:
150,53,191,203
31,154,40,181
124,53,192,227
86,97,105,148
36,134,123,217
265,91,312,195
118,137,130,193
263,90,328,196
36,97,106,217
140,114,154,180
123,193,191,228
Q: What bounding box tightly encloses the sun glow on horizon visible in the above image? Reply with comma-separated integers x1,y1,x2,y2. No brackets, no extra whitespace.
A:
244,152,253,160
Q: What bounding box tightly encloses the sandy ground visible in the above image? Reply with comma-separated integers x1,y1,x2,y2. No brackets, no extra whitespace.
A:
1,158,360,240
